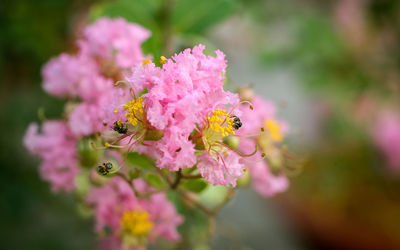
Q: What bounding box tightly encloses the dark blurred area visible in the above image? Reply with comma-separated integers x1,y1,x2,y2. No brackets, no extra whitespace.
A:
0,1,96,249
1,0,400,249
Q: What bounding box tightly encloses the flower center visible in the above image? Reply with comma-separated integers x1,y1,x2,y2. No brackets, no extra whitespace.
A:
122,97,144,126
264,119,283,142
121,210,153,236
207,109,235,137
198,109,236,155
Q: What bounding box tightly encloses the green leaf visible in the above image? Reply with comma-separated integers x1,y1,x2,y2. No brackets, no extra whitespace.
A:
145,173,166,188
182,178,208,193
172,0,239,34
126,152,154,169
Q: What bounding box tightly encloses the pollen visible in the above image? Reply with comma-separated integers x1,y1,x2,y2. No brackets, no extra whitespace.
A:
207,109,235,137
159,56,167,65
123,97,144,126
142,59,151,65
265,119,283,142
121,210,153,236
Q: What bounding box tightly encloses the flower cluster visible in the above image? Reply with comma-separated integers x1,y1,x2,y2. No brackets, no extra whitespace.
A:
24,17,293,249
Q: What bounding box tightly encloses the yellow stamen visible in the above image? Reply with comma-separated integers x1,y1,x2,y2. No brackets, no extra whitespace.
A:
123,97,144,126
207,109,235,137
265,119,283,142
142,59,151,65
159,56,167,65
121,210,153,236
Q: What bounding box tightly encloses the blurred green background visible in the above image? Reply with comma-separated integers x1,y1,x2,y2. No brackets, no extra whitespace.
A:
1,0,400,249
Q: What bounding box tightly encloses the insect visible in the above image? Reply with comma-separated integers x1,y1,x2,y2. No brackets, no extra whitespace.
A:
113,120,128,134
97,162,113,175
232,116,242,130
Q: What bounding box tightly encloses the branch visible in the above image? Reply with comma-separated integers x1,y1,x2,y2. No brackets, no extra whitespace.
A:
181,173,202,179
171,169,182,189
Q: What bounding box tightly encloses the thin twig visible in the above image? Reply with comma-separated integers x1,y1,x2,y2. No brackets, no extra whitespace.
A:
181,173,202,179
177,188,214,215
116,172,140,197
171,169,182,189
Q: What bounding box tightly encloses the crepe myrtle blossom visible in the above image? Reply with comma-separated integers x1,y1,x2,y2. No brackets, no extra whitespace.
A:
373,112,400,174
22,16,298,250
79,17,151,69
103,45,260,186
236,94,290,197
42,18,150,137
87,177,183,249
23,121,80,192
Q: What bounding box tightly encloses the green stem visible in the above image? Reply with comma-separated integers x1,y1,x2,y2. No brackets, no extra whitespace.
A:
160,0,175,57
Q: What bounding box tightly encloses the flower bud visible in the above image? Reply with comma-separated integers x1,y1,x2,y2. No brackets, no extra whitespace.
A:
238,86,255,102
223,136,240,149
237,168,250,187
78,137,103,168
89,168,109,186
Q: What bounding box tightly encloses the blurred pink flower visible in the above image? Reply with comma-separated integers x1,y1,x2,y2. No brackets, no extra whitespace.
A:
250,160,289,197
42,53,95,98
68,103,107,137
79,17,150,68
237,96,290,196
373,112,400,173
87,177,183,243
23,121,80,192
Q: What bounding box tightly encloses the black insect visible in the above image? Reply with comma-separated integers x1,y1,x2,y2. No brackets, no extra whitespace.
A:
232,116,242,130
113,120,128,134
97,162,113,175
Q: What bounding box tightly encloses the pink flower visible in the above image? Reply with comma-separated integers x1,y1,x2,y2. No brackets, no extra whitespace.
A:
238,96,277,134
42,51,114,103
136,179,184,242
237,95,290,196
250,159,289,197
144,126,197,171
373,112,400,173
87,177,137,232
42,53,92,98
127,44,229,133
23,121,80,192
197,151,244,186
87,178,183,243
68,103,108,137
79,17,150,68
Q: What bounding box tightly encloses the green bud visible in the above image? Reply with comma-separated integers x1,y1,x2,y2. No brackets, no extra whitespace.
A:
75,171,91,197
223,136,240,149
78,137,103,168
89,169,109,186
237,169,250,187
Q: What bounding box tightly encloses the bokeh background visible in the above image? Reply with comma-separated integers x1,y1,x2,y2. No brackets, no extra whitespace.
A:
1,0,400,249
